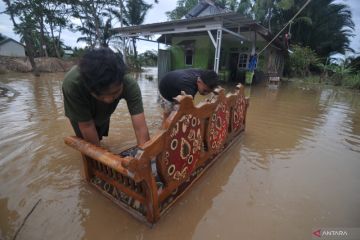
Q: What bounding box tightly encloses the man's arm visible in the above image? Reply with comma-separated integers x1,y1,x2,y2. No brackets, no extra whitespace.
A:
78,120,100,146
130,113,150,146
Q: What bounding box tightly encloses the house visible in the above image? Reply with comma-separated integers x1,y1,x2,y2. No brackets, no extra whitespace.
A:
0,35,26,57
63,49,74,58
112,0,287,83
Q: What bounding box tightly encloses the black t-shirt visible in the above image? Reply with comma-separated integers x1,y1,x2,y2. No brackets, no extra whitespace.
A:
159,68,205,102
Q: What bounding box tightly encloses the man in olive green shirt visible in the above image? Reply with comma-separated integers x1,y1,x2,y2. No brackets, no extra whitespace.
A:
62,48,150,146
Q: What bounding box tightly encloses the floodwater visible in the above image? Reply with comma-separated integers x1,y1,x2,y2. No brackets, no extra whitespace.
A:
0,68,359,240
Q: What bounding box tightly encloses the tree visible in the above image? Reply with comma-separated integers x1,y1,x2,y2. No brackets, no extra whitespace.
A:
75,13,114,48
70,0,119,48
3,0,39,73
289,44,319,77
236,0,253,18
138,50,157,66
44,0,69,58
347,56,360,73
118,0,153,59
268,0,354,58
165,0,197,20
3,0,70,62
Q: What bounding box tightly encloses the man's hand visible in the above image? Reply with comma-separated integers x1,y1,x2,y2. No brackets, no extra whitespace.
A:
78,120,100,146
130,113,150,146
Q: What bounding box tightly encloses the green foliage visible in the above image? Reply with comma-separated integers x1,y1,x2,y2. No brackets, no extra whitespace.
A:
124,0,153,59
3,0,71,61
75,13,114,48
277,0,294,10
236,0,253,18
342,74,360,90
70,0,117,48
346,56,360,73
326,61,353,86
71,47,88,58
289,45,319,77
269,0,354,57
122,0,152,26
125,50,158,69
165,0,198,20
126,54,142,70
138,50,158,66
184,0,354,58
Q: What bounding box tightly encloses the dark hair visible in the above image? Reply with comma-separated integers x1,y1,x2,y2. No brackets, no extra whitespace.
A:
200,70,218,89
79,48,127,95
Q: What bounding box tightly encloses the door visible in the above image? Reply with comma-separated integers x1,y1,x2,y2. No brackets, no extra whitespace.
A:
229,52,239,82
158,49,171,86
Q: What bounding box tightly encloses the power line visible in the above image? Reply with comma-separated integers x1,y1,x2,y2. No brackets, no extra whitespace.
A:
258,0,312,55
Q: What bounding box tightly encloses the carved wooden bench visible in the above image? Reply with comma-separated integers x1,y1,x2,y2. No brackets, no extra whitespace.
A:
64,84,249,226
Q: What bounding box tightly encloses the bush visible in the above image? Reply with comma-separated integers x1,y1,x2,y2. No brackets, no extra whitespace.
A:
343,73,360,89
289,45,319,77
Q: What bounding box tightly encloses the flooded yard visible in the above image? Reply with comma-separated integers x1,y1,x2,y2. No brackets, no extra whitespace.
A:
0,69,359,240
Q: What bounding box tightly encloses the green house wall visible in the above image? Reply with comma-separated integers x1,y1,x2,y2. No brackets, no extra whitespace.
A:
168,35,284,81
170,36,214,70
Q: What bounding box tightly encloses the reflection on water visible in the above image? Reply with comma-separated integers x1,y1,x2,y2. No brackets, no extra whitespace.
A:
0,69,359,240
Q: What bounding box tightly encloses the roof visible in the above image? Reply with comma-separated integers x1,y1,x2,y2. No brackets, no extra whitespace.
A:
185,0,229,18
111,12,286,52
112,12,268,37
0,37,24,47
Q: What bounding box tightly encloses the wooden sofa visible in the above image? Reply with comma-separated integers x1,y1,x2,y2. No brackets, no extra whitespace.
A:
64,84,249,226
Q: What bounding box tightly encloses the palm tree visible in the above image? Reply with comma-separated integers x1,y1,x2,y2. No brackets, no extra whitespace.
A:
270,0,354,58
76,14,113,48
165,0,197,20
113,0,153,59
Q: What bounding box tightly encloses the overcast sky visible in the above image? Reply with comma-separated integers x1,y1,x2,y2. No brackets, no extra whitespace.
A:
0,0,359,56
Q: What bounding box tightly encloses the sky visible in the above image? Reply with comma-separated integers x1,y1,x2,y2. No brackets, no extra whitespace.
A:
0,0,359,56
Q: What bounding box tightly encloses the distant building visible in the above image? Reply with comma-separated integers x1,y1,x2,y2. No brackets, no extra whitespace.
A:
63,49,74,58
0,36,26,57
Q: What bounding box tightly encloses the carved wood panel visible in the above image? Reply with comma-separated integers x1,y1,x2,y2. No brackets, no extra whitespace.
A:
159,114,202,183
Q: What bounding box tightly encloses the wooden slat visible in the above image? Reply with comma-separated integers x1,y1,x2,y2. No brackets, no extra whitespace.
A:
93,170,146,203
64,136,143,181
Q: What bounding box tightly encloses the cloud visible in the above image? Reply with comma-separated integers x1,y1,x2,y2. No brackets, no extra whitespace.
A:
337,0,360,53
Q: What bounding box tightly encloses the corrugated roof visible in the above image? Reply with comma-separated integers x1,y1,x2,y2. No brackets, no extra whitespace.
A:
0,36,24,47
112,12,266,37
111,11,286,51
185,2,208,18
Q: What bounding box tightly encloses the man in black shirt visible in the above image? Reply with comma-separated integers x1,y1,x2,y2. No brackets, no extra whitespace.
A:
159,68,218,118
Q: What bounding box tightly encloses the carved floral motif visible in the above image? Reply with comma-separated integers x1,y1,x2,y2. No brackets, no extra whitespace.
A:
232,95,246,132
209,102,229,153
162,114,202,181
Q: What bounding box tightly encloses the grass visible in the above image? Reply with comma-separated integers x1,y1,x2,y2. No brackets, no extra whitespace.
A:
288,74,360,90
342,74,360,89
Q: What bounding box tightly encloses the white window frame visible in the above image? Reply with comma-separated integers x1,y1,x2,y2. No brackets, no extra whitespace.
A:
238,53,248,69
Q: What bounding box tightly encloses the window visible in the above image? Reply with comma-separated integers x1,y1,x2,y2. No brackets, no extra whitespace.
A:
185,49,193,66
238,53,248,69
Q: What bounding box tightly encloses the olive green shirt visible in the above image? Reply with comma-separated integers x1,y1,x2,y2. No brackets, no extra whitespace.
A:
62,66,144,126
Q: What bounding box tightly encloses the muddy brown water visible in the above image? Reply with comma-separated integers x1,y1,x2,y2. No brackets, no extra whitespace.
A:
0,68,359,240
